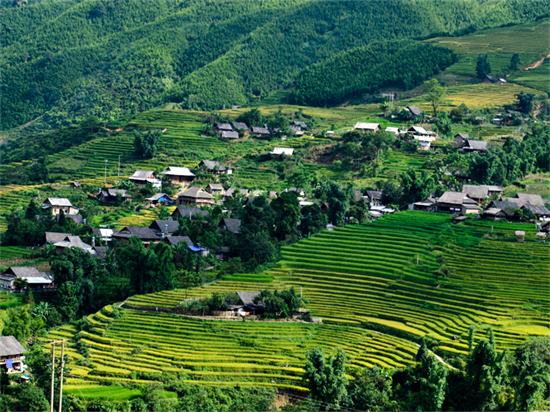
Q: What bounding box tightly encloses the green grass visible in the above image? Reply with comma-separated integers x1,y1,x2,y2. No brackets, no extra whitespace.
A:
425,18,549,78
510,59,550,93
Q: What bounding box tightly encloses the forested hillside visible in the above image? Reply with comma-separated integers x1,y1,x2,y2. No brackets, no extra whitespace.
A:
2,0,548,131
290,41,458,106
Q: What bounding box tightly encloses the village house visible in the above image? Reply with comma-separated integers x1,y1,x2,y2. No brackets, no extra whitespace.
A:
354,122,381,132
407,126,434,137
113,227,162,246
462,140,488,153
53,235,93,254
64,215,84,225
365,190,382,206
145,193,172,207
454,133,470,147
92,228,118,243
207,183,225,195
161,166,195,185
385,126,402,136
462,185,503,203
484,200,521,220
149,220,180,235
97,188,131,203
214,123,233,131
251,126,270,136
163,235,194,247
45,232,71,244
0,267,53,290
71,181,82,189
405,106,422,119
176,187,215,206
413,136,434,151
198,160,231,175
508,193,545,207
219,218,241,234
413,197,436,212
0,336,26,374
223,188,250,201
270,147,294,156
522,204,550,219
42,198,79,216
437,191,479,214
129,170,161,189
482,75,494,83
232,122,248,131
221,131,239,139
290,125,304,136
226,291,266,316
171,207,209,220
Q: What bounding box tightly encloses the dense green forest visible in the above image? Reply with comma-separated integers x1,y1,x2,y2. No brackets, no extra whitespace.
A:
290,41,457,106
1,0,548,131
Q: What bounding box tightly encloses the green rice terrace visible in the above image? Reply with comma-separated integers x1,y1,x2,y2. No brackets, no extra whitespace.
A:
40,211,549,393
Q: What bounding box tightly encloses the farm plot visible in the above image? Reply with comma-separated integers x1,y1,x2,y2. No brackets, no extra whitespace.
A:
130,211,549,355
42,307,418,395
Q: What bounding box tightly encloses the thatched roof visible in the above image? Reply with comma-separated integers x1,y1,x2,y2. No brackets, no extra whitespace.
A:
0,336,26,357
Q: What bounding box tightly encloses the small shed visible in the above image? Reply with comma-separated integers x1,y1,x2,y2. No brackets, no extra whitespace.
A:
221,131,239,139
232,122,248,131
354,123,381,132
71,181,82,189
515,231,525,242
0,336,26,374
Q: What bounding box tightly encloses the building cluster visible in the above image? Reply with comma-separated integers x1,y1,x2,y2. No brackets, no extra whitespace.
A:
213,120,309,139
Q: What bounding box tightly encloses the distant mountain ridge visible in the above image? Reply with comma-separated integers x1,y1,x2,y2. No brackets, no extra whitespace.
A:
1,0,548,130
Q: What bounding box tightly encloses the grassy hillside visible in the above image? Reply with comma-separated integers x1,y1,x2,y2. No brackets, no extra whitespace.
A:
426,18,550,90
126,212,549,356
2,0,548,130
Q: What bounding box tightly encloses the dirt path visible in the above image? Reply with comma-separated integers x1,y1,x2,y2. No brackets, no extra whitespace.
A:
525,51,550,70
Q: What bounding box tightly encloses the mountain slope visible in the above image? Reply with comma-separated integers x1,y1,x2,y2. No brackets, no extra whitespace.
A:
1,0,548,130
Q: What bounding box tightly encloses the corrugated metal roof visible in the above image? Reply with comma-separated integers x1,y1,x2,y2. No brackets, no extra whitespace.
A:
0,336,26,357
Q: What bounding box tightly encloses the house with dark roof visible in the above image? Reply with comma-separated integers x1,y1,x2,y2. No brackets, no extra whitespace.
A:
0,267,53,289
171,207,209,220
365,190,383,205
219,218,241,234
198,160,230,175
228,291,266,315
515,193,545,207
251,127,270,136
113,227,162,246
522,204,550,218
413,197,436,212
232,122,248,131
437,192,479,213
53,235,93,254
293,120,307,129
0,336,27,374
482,75,494,83
97,188,131,203
176,187,215,206
462,140,488,152
214,123,233,131
161,167,195,185
462,185,489,203
406,106,422,119
129,170,161,188
164,235,194,247
45,232,71,244
223,188,250,200
454,133,470,146
149,220,180,235
71,181,82,189
42,198,79,216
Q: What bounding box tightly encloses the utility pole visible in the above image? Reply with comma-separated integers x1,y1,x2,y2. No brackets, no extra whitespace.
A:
104,159,108,184
58,340,65,412
50,342,55,412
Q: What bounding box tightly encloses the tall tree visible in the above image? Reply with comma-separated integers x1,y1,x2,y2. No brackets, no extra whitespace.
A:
133,129,162,159
509,53,521,71
424,79,447,115
476,54,492,79
270,192,300,241
304,347,348,410
515,91,536,114
318,181,351,226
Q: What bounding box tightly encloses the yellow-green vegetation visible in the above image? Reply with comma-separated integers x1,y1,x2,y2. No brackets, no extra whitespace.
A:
402,83,546,113
42,307,419,392
127,212,549,357
425,18,550,78
503,173,550,200
510,59,550,93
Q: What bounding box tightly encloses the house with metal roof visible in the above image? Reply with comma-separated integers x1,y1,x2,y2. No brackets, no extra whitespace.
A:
207,183,225,195
129,170,161,189
215,123,233,131
53,236,93,253
437,191,479,214
354,123,381,132
251,126,270,136
462,140,488,152
221,131,239,139
145,193,172,207
176,187,215,206
0,267,53,289
161,167,195,185
113,227,162,246
406,106,422,119
97,188,131,203
42,198,79,216
198,160,231,175
163,235,194,247
0,336,26,374
270,147,294,156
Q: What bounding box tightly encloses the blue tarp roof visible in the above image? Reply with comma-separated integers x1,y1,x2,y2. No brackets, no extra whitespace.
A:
188,246,201,252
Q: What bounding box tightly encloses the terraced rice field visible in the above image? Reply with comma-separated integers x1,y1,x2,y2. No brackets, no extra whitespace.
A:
128,212,549,356
42,305,419,392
